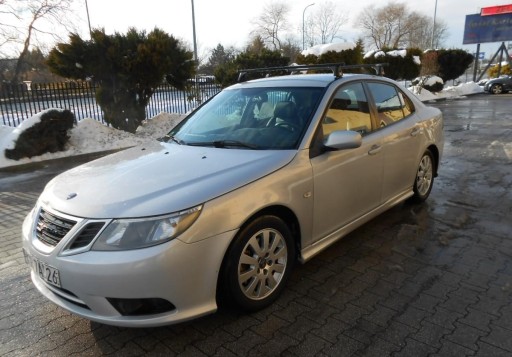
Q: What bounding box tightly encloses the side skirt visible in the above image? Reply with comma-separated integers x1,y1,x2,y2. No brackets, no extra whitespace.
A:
299,190,413,263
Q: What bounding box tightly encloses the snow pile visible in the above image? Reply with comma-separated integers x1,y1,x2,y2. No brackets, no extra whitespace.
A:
302,42,356,57
364,49,421,65
409,81,484,101
386,49,407,58
420,75,444,86
0,109,46,152
364,48,418,59
0,112,185,169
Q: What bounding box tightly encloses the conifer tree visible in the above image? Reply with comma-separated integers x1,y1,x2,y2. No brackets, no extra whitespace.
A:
436,50,474,82
47,28,195,133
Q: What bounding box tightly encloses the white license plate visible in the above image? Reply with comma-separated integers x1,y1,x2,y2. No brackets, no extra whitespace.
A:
23,249,62,288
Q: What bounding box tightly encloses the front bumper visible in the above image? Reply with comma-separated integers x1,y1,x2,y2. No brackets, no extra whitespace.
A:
22,207,235,327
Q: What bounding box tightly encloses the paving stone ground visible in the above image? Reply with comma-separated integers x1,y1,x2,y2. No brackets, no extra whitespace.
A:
1,93,511,356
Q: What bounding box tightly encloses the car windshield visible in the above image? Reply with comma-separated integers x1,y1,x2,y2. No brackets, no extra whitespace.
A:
167,86,324,149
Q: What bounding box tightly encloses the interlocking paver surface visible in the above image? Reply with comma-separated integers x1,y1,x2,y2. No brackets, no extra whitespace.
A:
1,93,511,356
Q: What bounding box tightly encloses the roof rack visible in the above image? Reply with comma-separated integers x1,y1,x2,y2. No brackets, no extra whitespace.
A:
237,63,388,82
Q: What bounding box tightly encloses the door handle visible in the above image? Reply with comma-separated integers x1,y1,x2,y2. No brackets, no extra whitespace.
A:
368,145,381,155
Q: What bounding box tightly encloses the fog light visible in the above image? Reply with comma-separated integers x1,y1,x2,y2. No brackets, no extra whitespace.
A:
107,297,175,316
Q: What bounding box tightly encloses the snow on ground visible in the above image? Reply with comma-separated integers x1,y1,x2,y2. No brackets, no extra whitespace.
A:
408,81,484,101
0,112,185,169
0,82,484,169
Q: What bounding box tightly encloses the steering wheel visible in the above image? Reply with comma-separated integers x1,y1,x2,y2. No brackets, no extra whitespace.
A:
275,121,300,132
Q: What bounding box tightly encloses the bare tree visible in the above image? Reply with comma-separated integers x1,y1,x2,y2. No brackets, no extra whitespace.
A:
0,0,19,53
2,0,77,84
357,1,447,50
251,1,290,50
313,1,348,44
406,14,448,49
430,19,449,49
357,2,417,49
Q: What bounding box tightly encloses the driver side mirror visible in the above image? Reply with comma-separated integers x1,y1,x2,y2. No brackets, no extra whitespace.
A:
323,130,362,150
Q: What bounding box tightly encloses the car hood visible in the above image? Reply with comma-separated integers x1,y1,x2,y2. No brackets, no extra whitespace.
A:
40,141,296,218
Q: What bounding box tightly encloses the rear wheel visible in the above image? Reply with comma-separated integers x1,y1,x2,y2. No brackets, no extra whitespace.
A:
411,150,435,202
490,84,503,94
221,215,295,311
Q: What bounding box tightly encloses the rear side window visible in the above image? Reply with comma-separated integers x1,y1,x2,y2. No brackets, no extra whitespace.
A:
367,82,415,127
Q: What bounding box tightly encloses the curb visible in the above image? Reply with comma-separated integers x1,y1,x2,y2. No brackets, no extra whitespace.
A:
0,148,127,174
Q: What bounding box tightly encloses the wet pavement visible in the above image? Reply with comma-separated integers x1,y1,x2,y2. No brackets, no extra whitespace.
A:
1,93,511,356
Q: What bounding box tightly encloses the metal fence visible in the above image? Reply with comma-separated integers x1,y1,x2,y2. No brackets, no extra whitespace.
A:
0,80,221,127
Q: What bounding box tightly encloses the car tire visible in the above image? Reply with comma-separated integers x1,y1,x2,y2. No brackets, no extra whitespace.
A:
490,84,503,94
411,150,435,203
221,215,295,312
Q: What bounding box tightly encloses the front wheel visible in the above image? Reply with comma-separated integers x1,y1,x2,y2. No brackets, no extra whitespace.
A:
411,150,435,203
221,215,295,311
490,84,503,94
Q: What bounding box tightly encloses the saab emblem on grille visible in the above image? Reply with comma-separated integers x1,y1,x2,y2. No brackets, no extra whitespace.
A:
66,193,77,200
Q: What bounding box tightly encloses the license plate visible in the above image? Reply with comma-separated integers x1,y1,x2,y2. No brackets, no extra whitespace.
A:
23,249,62,288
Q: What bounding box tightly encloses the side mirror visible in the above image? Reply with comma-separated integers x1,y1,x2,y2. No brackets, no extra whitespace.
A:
323,130,362,150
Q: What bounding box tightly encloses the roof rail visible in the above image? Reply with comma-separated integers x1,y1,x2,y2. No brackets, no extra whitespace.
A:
237,63,388,82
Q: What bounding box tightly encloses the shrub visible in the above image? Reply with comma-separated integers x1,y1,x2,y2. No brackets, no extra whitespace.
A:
436,49,474,82
5,109,75,160
364,48,422,80
295,41,365,71
487,64,512,78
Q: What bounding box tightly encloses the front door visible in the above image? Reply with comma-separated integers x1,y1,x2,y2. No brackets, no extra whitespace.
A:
310,82,384,242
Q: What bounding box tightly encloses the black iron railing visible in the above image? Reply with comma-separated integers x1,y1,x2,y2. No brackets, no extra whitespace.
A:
0,80,221,127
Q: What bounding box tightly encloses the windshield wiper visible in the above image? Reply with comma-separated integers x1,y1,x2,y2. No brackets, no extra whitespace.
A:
186,140,258,149
159,135,183,145
214,140,258,149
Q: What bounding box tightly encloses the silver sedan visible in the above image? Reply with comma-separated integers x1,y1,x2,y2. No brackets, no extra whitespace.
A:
22,64,444,327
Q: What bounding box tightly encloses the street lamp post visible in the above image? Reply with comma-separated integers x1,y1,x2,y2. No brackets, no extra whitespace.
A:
302,3,315,50
85,0,92,39
191,0,198,63
431,0,438,49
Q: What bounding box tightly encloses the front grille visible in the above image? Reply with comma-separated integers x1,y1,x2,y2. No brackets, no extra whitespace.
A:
69,222,105,249
36,209,76,247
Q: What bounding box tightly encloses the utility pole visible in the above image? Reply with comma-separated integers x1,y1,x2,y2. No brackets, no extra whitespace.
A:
85,0,92,39
431,0,438,49
302,3,315,50
191,0,198,63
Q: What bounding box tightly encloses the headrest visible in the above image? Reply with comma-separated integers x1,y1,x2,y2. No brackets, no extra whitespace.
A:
274,101,297,119
331,95,351,110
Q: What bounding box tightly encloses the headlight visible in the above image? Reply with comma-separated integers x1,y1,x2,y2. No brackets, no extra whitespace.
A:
91,205,202,251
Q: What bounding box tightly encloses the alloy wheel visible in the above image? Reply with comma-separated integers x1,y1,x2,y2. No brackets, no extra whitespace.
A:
237,228,288,300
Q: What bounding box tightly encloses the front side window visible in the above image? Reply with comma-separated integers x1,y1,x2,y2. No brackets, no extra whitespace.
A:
168,87,323,150
367,82,414,127
322,82,372,137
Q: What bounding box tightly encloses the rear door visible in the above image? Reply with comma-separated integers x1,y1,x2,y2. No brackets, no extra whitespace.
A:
365,82,423,203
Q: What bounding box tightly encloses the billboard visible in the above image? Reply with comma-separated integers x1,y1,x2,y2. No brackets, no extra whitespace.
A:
463,12,512,44
481,4,512,16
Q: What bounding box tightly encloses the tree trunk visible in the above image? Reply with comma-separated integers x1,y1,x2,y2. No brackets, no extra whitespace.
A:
11,21,34,85
98,86,147,133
